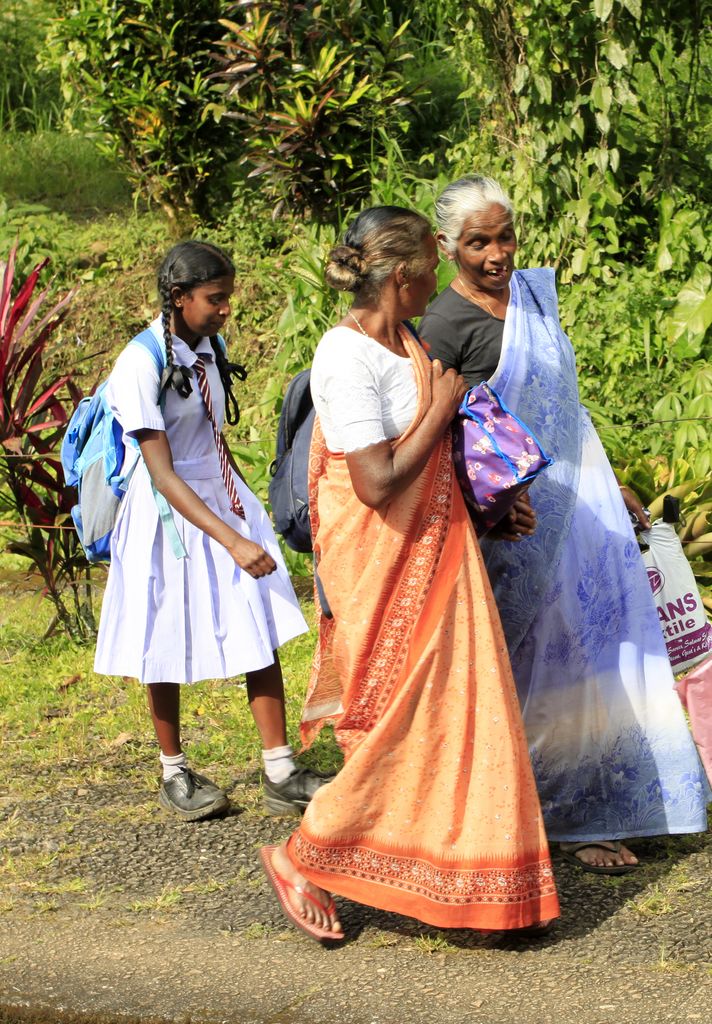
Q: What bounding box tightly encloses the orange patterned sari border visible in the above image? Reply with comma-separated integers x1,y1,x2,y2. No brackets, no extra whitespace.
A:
291,832,557,907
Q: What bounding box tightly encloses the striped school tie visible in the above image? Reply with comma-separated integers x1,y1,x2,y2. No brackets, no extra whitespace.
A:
193,357,246,519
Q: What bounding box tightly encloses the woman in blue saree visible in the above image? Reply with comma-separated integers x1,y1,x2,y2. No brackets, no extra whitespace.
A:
419,175,709,873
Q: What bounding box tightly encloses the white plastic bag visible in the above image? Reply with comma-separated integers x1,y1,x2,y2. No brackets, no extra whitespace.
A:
641,520,712,673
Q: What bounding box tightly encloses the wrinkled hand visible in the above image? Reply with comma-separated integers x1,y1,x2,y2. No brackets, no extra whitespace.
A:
490,491,537,542
229,536,277,577
619,484,651,530
430,359,467,422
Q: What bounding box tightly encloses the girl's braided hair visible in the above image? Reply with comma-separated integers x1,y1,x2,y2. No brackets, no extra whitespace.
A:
156,240,247,425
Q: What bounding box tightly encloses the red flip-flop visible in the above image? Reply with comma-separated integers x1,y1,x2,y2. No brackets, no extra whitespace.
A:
260,845,344,943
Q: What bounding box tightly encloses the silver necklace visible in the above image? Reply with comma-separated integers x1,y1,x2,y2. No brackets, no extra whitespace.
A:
348,310,405,356
348,310,369,336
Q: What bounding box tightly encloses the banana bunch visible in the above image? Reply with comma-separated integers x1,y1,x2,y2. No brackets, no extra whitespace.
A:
618,458,711,555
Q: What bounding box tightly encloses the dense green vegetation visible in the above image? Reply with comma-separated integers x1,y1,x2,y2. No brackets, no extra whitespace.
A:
1,0,711,641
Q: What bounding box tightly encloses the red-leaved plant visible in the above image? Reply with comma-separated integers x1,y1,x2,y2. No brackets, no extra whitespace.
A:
0,243,95,639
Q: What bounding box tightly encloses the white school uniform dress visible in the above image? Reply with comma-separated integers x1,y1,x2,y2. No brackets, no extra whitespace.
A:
94,318,308,684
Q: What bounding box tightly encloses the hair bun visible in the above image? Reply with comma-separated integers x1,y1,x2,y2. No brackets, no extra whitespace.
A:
324,244,368,292
333,245,366,275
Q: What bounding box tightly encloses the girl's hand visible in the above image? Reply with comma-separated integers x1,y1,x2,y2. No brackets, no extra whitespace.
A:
430,359,467,422
228,536,277,577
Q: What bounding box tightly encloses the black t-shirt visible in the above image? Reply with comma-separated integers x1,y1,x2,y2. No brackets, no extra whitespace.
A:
419,286,505,387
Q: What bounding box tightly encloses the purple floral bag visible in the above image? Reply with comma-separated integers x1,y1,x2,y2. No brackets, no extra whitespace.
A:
452,381,553,536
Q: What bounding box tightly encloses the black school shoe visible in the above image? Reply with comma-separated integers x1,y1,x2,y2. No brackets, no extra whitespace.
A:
158,768,230,822
263,766,331,816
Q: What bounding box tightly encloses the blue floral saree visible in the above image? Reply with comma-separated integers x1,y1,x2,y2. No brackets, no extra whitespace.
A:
482,269,709,841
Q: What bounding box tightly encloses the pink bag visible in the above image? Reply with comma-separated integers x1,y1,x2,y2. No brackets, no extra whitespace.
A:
674,657,712,787
452,382,553,536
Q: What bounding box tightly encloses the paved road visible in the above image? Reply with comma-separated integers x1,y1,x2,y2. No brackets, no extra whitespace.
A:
1,778,710,1024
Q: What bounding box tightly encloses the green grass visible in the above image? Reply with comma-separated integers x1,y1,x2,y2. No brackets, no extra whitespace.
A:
0,131,130,215
411,932,460,955
652,942,699,974
0,575,340,795
128,888,183,913
243,921,271,939
367,932,401,949
625,865,703,918
0,845,87,909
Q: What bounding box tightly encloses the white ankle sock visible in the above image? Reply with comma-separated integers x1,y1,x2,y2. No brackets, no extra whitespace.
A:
160,751,187,781
262,745,296,784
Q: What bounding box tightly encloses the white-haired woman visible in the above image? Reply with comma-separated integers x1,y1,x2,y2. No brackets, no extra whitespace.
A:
419,176,709,874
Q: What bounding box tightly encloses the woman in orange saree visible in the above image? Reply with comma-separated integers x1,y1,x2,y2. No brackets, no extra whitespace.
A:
261,207,559,941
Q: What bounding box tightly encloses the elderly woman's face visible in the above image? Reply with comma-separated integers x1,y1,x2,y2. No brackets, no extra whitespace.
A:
454,203,517,292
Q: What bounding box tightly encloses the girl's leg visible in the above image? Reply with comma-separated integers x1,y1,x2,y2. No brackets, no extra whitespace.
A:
245,654,287,749
247,653,329,814
146,682,181,755
147,682,228,821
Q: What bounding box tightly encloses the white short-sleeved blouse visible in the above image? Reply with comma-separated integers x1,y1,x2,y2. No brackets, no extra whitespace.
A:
310,325,418,453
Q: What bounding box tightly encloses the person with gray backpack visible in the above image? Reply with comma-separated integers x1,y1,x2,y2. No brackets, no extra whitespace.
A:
89,240,327,820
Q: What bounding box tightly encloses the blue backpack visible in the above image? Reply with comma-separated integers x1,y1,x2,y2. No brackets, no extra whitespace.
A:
61,327,187,563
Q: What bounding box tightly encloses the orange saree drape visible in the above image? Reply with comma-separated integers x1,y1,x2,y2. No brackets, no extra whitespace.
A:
287,327,559,931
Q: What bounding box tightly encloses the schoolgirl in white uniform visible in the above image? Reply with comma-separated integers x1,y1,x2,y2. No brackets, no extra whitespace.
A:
95,241,326,820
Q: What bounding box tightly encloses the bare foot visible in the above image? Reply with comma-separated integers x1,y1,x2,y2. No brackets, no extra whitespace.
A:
561,840,639,869
270,843,343,935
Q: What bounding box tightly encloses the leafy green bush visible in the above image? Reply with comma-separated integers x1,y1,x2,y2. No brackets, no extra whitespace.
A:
209,0,419,218
46,0,232,223
446,0,709,276
0,199,76,284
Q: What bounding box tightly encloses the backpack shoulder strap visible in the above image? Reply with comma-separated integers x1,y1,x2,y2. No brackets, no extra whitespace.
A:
126,325,186,561
127,325,170,415
129,325,167,373
151,483,187,560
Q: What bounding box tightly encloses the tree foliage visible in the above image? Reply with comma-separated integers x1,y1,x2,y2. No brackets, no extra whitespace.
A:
450,0,709,273
46,0,230,222
208,1,418,218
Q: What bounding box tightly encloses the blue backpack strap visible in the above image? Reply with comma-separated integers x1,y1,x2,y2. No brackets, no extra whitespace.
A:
151,483,186,559
127,325,187,561
129,326,167,374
